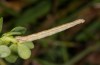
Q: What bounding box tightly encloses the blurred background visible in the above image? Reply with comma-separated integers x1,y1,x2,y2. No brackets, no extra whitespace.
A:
0,0,100,65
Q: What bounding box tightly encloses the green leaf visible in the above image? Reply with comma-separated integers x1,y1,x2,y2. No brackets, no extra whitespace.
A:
5,54,18,63
22,41,34,49
10,27,26,35
0,17,3,33
15,1,51,26
10,44,18,53
18,43,31,59
3,32,21,36
0,39,4,45
1,36,17,44
0,45,11,58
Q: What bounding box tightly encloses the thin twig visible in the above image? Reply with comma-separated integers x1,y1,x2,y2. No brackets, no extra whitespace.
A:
16,19,85,42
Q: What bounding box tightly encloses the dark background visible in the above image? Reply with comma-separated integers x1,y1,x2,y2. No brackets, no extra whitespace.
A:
0,0,100,65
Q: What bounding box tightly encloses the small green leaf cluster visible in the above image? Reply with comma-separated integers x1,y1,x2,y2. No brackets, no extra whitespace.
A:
0,17,34,63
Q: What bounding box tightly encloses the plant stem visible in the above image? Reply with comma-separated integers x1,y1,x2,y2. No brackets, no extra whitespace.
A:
16,19,85,42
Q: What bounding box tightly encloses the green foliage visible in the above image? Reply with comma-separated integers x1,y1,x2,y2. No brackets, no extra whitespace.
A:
15,1,51,26
1,36,17,44
0,45,11,58
0,0,100,65
5,54,18,63
10,26,27,35
0,39,3,45
4,27,27,36
10,43,18,53
0,18,34,63
0,17,3,33
18,43,31,59
22,41,34,49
